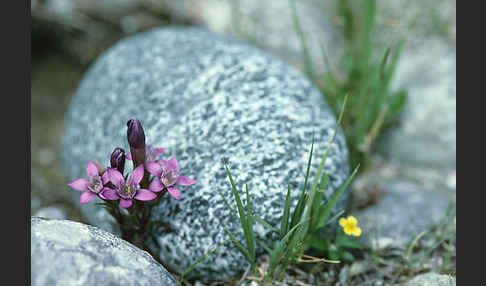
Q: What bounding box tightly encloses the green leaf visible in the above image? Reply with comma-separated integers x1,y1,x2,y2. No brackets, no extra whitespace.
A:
245,184,256,262
290,134,315,230
337,235,363,249
280,182,292,237
310,173,328,230
179,244,221,281
317,165,360,229
217,189,238,219
222,159,248,236
341,251,355,261
310,94,348,197
268,219,309,274
387,89,407,117
289,0,315,79
223,225,251,263
258,240,274,255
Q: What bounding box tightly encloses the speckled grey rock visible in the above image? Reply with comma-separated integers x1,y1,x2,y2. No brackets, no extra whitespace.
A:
402,273,455,286
356,180,452,249
31,217,177,286
63,27,349,279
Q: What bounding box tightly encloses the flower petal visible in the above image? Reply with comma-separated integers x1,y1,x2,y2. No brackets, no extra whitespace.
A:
146,162,163,178
119,199,133,208
99,188,119,200
101,171,110,185
126,153,132,160
80,192,96,204
134,189,157,201
166,157,179,171
68,178,90,191
128,164,144,186
176,176,197,186
351,227,362,237
339,217,347,227
86,161,99,178
343,226,353,236
149,179,164,192
108,168,125,188
152,147,165,156
167,186,180,200
347,216,357,227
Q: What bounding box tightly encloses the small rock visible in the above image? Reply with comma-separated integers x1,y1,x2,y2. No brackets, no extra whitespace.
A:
356,179,451,249
403,273,455,286
31,217,177,286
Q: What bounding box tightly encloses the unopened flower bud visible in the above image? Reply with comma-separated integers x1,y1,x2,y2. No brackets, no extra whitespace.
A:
126,119,146,167
127,119,146,149
110,147,126,175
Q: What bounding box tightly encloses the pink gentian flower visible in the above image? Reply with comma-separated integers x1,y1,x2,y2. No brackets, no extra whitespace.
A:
68,160,114,204
146,157,197,200
107,164,159,208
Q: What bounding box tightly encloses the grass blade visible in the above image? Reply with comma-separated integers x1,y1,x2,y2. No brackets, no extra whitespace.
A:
290,134,315,229
258,240,274,255
289,0,315,79
245,183,256,263
310,94,348,196
269,219,309,273
179,244,221,282
224,225,251,262
280,182,292,237
317,165,360,229
217,189,238,219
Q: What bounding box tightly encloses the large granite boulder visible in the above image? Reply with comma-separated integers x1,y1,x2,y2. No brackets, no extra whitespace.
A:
63,27,350,279
31,217,177,286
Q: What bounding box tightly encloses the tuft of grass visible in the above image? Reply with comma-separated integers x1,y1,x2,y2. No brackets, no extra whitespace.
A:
290,0,408,169
222,94,363,284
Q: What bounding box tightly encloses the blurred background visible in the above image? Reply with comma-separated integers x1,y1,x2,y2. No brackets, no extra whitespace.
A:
31,0,456,253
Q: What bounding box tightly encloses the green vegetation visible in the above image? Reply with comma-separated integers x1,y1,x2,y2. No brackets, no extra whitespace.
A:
291,0,407,169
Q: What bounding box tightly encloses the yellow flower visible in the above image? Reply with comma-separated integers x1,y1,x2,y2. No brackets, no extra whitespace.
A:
339,215,362,237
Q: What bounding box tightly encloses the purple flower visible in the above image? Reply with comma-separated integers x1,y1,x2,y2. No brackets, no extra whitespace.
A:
110,147,126,174
126,145,165,163
127,119,146,148
68,161,114,204
107,164,159,208
127,119,146,167
146,156,197,200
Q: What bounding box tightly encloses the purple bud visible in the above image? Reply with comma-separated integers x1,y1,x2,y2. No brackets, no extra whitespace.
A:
127,119,146,168
110,147,126,175
127,119,146,149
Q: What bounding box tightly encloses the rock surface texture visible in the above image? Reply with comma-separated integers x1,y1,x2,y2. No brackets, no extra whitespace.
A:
64,27,350,279
402,273,456,286
31,217,177,286
356,180,451,249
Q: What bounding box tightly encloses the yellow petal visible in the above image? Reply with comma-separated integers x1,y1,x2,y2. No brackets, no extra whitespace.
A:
351,227,362,237
339,217,348,227
343,226,353,236
347,216,358,227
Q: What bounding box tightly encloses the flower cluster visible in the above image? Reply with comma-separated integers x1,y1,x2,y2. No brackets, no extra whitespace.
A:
68,119,196,208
